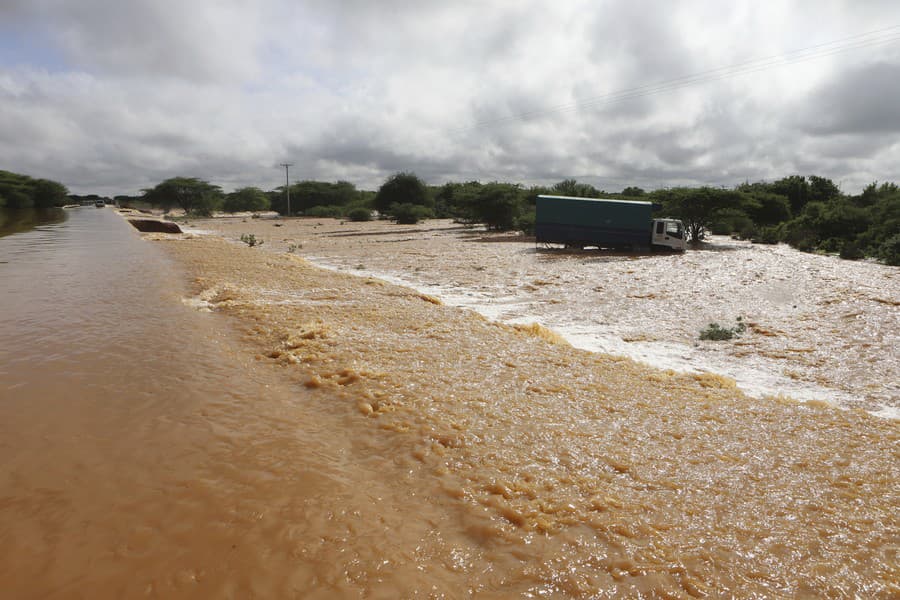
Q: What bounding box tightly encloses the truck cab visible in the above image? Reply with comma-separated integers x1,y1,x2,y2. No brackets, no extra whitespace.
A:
651,219,686,251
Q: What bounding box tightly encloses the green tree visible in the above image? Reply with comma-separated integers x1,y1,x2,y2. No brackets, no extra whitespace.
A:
32,179,70,208
142,177,222,216
0,170,68,209
552,179,602,198
389,203,433,224
473,182,523,230
223,187,270,213
771,175,810,215
374,172,430,215
347,207,373,221
434,181,483,222
879,233,900,265
621,186,645,197
857,181,899,208
808,175,841,204
653,187,743,244
288,180,359,213
738,190,791,226
708,207,755,236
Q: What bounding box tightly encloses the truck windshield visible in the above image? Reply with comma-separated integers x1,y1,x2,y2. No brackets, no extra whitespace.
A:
666,221,683,238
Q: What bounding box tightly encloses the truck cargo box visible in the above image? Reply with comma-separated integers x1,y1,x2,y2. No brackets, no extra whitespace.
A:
535,195,656,248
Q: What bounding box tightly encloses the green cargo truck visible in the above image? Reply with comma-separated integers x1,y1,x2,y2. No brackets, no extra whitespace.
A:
535,195,686,251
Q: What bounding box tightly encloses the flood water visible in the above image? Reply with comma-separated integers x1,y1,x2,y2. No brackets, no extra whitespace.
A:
209,218,896,416
2,210,897,598
0,209,485,597
0,207,67,238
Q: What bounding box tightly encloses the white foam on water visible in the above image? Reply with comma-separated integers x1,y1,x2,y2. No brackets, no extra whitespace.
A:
305,256,894,419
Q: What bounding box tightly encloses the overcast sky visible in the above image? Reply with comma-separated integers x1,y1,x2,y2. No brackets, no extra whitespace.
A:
1,0,899,196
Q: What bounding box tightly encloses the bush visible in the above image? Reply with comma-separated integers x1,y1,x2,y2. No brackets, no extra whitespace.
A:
709,221,733,235
879,233,900,265
839,241,865,260
818,237,843,254
374,172,430,214
223,187,270,213
305,205,344,218
752,226,781,245
737,223,759,240
389,203,432,224
346,207,373,222
700,318,746,341
516,209,536,235
474,183,523,230
782,221,817,252
240,233,263,247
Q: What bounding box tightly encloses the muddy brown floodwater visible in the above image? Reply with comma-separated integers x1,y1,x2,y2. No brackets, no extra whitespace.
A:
2,209,897,598
176,215,895,596
196,216,898,416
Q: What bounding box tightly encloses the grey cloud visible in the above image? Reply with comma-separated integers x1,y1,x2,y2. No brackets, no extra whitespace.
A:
798,62,900,135
0,0,33,19
7,0,262,82
3,1,900,197
586,4,698,89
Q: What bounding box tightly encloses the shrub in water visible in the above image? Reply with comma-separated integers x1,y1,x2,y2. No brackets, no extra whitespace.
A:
305,205,344,218
390,203,433,225
879,233,900,266
240,233,262,247
700,318,746,341
839,241,865,260
736,223,759,241
753,226,781,245
516,210,536,235
347,207,373,222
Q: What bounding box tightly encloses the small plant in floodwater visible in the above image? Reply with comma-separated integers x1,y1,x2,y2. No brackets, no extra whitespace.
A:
700,317,746,341
287,242,302,253
240,233,263,247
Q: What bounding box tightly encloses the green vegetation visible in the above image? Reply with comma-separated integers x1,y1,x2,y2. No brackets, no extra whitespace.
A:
374,172,432,220
126,170,898,265
304,205,346,218
223,187,270,213
0,170,69,209
240,233,263,247
651,187,743,244
5,166,896,266
270,180,363,217
142,177,223,217
389,203,432,224
346,207,373,222
700,319,746,341
636,175,898,262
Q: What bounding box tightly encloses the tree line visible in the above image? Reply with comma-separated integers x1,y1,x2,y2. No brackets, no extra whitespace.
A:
9,166,893,265
0,170,69,210
138,172,899,265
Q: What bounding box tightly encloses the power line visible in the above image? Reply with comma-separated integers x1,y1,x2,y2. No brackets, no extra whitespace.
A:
453,25,900,134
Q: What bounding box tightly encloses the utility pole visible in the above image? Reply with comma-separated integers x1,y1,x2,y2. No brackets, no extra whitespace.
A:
279,163,293,217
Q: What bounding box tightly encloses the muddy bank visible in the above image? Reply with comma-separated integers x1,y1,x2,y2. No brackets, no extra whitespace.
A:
156,232,897,597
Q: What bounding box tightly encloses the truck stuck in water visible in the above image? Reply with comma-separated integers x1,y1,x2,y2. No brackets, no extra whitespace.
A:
535,195,687,251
